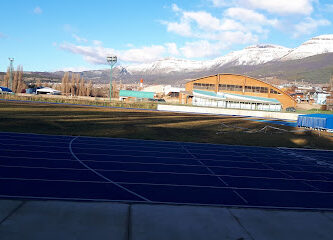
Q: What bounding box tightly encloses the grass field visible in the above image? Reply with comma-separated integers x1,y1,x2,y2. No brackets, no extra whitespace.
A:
0,100,332,149
0,94,159,109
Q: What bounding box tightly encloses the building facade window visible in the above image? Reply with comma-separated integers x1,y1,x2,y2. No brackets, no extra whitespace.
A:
193,83,215,90
270,89,281,94
218,84,243,92
245,86,268,93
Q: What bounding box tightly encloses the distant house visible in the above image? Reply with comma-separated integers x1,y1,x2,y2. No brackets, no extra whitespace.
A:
36,87,61,95
0,87,13,94
314,92,331,105
164,85,185,98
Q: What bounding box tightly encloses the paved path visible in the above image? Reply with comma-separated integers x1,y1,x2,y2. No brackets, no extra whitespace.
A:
1,199,333,240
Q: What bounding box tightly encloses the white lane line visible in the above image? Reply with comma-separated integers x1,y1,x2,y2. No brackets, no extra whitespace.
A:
2,155,333,179
69,137,151,202
4,145,330,166
2,177,332,194
2,164,333,183
179,143,249,204
276,148,326,191
8,142,333,164
2,131,333,152
3,154,333,175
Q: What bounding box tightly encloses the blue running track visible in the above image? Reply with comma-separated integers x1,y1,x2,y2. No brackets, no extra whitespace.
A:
0,132,333,210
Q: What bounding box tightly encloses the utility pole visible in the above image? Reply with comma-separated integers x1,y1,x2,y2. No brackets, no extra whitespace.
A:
8,58,14,90
106,56,117,102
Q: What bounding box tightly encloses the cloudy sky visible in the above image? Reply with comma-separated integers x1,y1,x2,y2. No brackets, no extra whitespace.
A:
0,0,332,71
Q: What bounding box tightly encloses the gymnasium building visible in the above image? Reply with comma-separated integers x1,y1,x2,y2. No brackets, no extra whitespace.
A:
180,74,296,112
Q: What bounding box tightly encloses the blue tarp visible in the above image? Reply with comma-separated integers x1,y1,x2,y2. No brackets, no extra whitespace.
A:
297,114,333,130
0,87,12,93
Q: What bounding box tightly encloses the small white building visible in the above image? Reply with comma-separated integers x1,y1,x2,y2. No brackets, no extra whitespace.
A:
314,92,331,105
36,87,61,95
164,85,185,97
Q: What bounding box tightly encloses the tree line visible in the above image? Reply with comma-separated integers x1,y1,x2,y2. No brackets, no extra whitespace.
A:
1,66,26,93
60,72,93,97
1,68,118,98
60,72,118,98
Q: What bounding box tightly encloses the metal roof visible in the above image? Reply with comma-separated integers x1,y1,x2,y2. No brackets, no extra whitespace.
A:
119,90,155,99
193,90,280,104
187,73,296,104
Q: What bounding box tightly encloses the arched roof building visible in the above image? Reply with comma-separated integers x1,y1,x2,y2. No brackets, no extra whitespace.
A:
181,74,296,111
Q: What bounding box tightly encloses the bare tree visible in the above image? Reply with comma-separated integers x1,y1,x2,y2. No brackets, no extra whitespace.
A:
36,79,42,87
16,66,25,93
79,77,86,96
87,80,93,97
61,72,70,95
70,73,76,96
12,68,19,92
3,68,10,88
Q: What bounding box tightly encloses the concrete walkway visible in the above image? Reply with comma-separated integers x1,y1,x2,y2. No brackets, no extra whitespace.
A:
1,199,333,240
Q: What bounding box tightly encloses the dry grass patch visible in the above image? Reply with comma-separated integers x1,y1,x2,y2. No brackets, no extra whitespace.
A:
0,100,332,149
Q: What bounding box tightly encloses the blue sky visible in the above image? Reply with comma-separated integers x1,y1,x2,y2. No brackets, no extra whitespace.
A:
1,0,333,72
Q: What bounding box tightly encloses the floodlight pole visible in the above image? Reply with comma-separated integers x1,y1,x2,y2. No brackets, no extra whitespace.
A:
106,56,117,102
8,58,14,90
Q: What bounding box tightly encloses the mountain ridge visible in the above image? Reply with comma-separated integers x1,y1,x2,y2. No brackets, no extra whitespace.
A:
3,34,332,85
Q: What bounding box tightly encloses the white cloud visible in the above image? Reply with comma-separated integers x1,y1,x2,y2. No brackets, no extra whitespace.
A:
217,31,259,44
219,19,245,31
58,66,95,72
165,42,179,55
171,3,181,12
180,40,225,58
211,0,231,7
72,34,88,43
161,4,269,58
163,10,245,37
162,20,192,37
33,6,42,14
183,11,222,31
180,31,258,58
244,0,315,15
59,42,111,64
59,42,167,64
212,0,316,15
92,40,102,46
224,8,278,26
293,17,330,37
121,45,166,63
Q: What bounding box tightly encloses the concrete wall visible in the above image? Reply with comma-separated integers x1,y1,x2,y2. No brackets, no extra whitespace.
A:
158,104,299,120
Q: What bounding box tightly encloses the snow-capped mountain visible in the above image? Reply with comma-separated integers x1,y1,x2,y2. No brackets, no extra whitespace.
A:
124,44,292,74
125,58,210,74
123,34,333,74
212,44,291,67
48,34,333,85
280,34,333,61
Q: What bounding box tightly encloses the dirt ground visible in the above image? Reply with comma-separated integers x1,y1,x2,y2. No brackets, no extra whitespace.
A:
0,100,332,149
